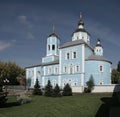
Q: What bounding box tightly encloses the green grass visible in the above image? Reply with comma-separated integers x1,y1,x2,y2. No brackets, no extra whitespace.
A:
0,94,119,117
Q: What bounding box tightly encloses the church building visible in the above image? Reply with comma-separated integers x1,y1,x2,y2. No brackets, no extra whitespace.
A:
26,14,112,92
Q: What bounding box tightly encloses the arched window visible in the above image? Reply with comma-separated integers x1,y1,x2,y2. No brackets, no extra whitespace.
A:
67,53,69,59
52,45,55,50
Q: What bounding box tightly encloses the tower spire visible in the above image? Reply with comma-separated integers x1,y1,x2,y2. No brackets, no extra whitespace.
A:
52,23,55,33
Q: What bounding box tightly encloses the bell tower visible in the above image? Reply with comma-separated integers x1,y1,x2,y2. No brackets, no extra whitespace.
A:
42,24,60,63
46,24,60,56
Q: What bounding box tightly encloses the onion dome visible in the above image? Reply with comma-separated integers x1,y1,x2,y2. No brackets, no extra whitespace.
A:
96,39,102,47
78,12,84,26
94,39,103,56
72,12,90,35
72,12,90,43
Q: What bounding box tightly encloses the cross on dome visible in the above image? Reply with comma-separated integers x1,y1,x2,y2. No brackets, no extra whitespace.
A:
78,12,84,27
80,12,82,20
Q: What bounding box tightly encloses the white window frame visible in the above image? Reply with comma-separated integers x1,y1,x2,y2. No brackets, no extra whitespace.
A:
54,66,58,74
48,66,52,74
63,65,67,73
76,65,80,73
72,51,77,59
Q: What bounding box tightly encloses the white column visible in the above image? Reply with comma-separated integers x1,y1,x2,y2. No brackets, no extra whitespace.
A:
58,76,61,87
81,44,85,92
58,49,62,88
42,66,45,87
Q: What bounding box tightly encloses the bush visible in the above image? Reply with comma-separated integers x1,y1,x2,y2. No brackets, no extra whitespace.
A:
0,92,8,107
86,75,95,93
84,87,91,93
44,80,53,97
17,94,31,105
52,84,61,97
62,83,72,96
33,79,42,95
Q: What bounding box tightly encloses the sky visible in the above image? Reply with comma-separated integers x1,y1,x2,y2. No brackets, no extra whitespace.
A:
0,0,120,68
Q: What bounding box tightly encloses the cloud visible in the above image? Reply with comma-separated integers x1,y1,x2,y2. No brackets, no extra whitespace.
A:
87,19,120,47
17,15,33,28
0,41,11,51
17,15,28,25
27,32,35,40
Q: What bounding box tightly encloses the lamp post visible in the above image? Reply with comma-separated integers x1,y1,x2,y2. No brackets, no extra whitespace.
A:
3,79,9,92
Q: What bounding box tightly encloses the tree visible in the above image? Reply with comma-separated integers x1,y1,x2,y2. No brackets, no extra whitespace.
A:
33,79,42,95
44,80,53,97
111,69,120,84
53,84,60,97
0,61,25,85
117,61,120,72
0,92,8,107
86,75,95,93
62,83,72,96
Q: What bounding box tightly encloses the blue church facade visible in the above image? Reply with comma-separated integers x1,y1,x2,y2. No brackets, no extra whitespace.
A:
26,14,112,92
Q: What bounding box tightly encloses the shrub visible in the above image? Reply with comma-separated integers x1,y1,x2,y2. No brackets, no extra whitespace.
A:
52,84,61,97
44,80,53,97
17,94,31,105
62,83,72,96
33,79,42,95
0,92,8,107
86,75,95,93
84,87,91,93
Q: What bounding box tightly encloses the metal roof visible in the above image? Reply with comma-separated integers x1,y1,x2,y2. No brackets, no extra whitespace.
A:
86,55,112,64
60,40,93,50
25,60,59,68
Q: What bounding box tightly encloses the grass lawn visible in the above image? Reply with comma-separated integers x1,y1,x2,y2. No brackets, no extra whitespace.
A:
0,94,119,117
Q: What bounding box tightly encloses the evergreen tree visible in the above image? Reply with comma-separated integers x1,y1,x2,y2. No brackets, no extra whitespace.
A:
86,75,95,93
44,80,53,97
117,61,120,72
62,83,72,96
53,84,60,97
33,79,42,95
111,69,120,84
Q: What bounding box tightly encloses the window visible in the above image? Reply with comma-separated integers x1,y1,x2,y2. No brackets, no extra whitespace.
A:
67,53,69,59
52,45,55,50
63,66,67,73
54,67,58,74
48,45,50,50
73,51,76,58
76,65,79,72
48,67,52,74
100,65,103,72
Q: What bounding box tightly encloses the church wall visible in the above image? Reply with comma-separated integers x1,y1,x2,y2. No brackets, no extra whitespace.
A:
60,45,82,74
60,74,81,88
36,66,42,86
44,75,59,88
85,60,111,85
26,67,35,88
85,45,93,59
42,56,53,63
43,64,59,87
